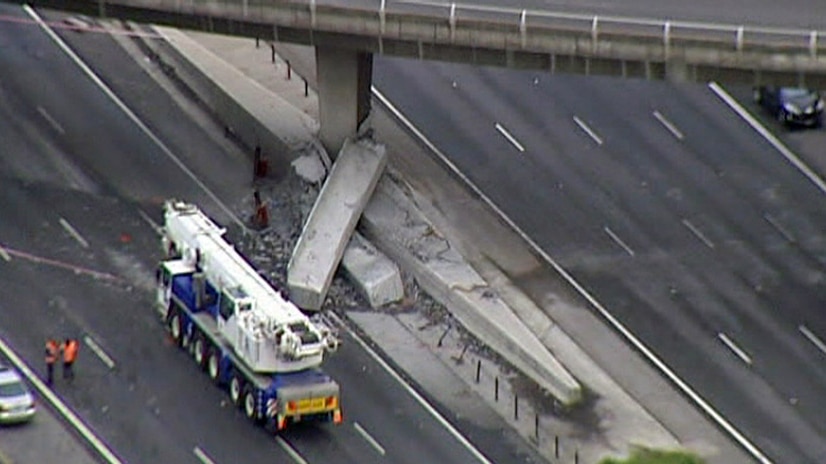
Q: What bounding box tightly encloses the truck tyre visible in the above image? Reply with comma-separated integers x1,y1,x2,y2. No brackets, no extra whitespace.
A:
229,375,244,406
243,387,261,423
192,336,206,368
169,312,182,345
207,350,221,384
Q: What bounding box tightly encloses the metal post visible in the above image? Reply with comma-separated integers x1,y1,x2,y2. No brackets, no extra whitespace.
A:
591,16,599,53
304,79,309,97
554,435,559,458
255,37,259,48
286,60,292,80
574,449,579,464
271,44,275,63
449,3,456,43
514,395,518,420
494,377,499,402
736,26,744,52
437,324,450,347
534,414,539,442
475,360,481,383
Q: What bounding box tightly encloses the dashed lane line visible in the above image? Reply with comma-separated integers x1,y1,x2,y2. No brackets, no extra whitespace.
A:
682,219,715,249
603,226,635,257
573,115,603,146
718,332,753,366
193,446,216,464
83,335,115,370
652,110,684,140
275,437,308,464
37,106,65,135
59,217,89,248
799,325,826,356
0,244,10,262
0,336,123,464
354,421,386,456
494,122,525,153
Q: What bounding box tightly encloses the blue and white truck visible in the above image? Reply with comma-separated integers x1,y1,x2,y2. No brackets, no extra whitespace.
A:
155,200,342,431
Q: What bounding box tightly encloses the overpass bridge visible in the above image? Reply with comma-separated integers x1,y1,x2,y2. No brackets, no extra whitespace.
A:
17,0,826,154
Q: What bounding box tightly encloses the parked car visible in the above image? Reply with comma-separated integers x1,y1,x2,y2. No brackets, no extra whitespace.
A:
753,86,824,128
0,365,36,424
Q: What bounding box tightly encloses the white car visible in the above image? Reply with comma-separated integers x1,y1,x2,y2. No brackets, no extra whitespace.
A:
0,365,36,424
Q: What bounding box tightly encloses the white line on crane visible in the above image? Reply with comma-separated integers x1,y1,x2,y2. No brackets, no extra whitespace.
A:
763,213,795,243
494,122,525,152
327,311,493,464
573,116,603,146
193,446,217,464
799,325,826,356
275,437,308,464
59,217,90,248
37,106,65,135
23,5,245,232
374,86,773,464
353,421,386,456
718,332,753,366
709,82,826,197
83,335,116,369
0,244,10,262
0,335,123,464
652,110,684,140
682,219,715,249
603,226,635,257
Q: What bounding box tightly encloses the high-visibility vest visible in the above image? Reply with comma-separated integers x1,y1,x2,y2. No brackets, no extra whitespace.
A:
63,339,79,363
45,340,58,363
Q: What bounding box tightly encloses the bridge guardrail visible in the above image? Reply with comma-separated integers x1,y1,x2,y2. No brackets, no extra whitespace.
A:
110,0,826,59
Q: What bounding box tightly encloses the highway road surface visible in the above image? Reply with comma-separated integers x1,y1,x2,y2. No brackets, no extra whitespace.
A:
0,4,542,464
375,56,826,464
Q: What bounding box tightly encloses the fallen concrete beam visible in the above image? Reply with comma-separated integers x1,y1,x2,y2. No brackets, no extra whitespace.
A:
361,175,583,406
342,233,404,308
288,138,387,310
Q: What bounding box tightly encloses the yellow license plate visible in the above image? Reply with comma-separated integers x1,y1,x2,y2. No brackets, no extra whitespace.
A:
297,398,328,414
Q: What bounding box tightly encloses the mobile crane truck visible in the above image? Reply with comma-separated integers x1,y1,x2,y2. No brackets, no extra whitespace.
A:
155,200,342,431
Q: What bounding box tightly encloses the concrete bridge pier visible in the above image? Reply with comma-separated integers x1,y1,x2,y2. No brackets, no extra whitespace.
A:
315,46,373,156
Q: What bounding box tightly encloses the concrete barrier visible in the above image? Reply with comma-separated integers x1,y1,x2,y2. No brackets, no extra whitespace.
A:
288,138,388,310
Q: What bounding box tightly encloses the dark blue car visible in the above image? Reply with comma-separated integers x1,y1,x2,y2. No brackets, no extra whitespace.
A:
753,86,823,128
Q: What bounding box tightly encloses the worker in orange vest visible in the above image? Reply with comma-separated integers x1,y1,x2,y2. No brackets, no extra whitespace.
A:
61,338,79,383
45,338,59,386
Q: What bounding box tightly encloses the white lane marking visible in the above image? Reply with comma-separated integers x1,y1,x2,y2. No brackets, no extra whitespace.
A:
763,213,795,243
652,110,684,140
275,437,308,464
59,217,90,248
373,86,773,464
37,106,65,134
83,335,116,369
718,332,753,366
0,244,10,262
193,446,216,464
329,308,493,464
709,82,826,197
0,335,123,463
353,421,386,456
604,226,635,257
494,122,525,153
23,5,245,233
573,116,603,146
682,219,715,249
799,325,826,356
137,209,162,235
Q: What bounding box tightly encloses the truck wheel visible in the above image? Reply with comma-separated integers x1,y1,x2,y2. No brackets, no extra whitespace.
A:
207,350,221,384
192,336,206,368
243,387,261,423
229,375,244,406
169,312,182,345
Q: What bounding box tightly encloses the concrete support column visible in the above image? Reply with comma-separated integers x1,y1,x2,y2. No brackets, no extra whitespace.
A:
316,46,373,156
665,58,689,83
